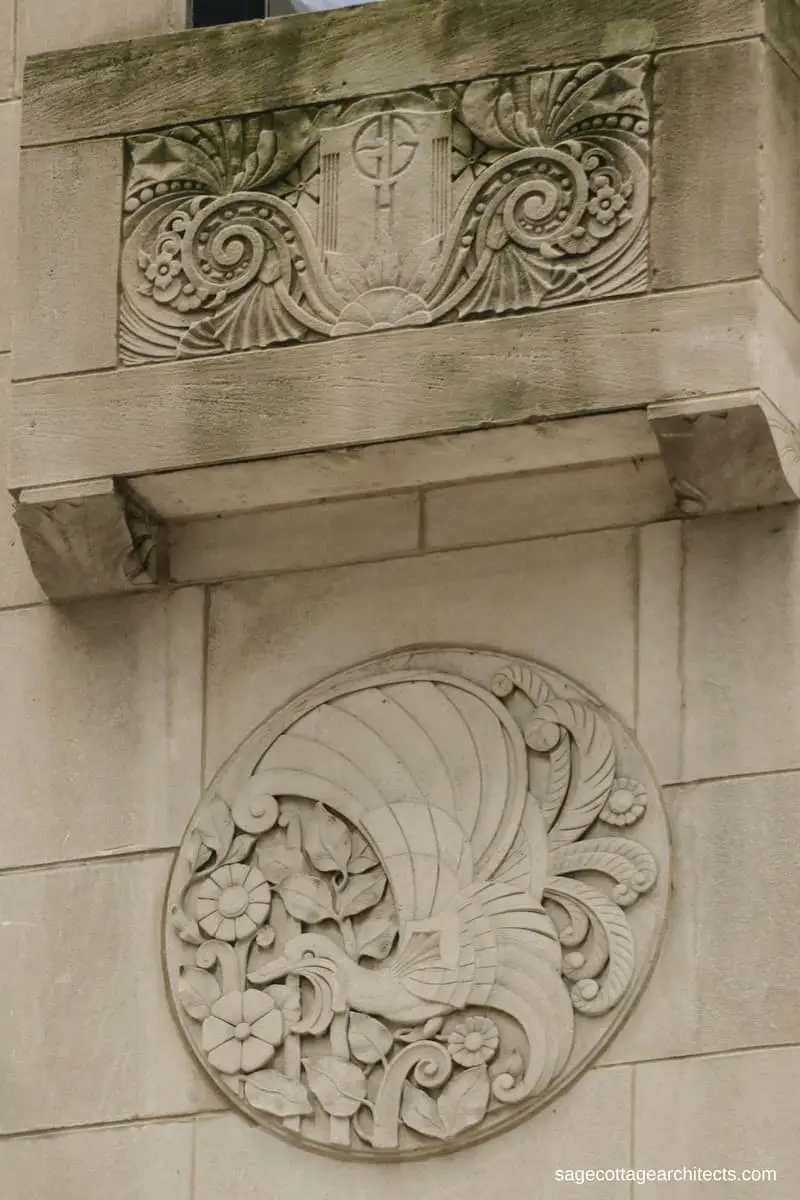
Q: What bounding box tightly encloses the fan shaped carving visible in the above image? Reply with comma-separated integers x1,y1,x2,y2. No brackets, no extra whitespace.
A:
165,648,669,1159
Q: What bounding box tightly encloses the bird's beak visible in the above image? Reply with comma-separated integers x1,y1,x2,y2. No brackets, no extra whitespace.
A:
247,955,290,985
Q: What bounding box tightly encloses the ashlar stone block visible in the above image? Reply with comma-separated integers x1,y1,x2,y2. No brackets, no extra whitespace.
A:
205,528,637,781
635,1048,800,1198
0,586,203,870
0,1121,193,1200
0,855,224,1133
603,770,800,1064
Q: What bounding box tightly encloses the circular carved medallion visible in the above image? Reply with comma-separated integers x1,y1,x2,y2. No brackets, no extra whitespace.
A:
165,649,670,1159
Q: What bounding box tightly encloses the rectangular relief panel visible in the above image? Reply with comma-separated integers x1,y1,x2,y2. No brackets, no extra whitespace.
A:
120,56,651,364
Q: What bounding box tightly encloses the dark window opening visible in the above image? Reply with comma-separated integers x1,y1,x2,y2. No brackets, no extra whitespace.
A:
191,0,266,27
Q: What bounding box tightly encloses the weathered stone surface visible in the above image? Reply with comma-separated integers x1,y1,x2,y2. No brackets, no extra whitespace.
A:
0,354,45,609
767,0,800,76
0,99,19,351
0,587,203,870
603,771,800,1064
194,1065,632,1200
636,521,682,784
424,460,674,551
0,1121,193,1200
20,0,760,148
13,139,122,380
129,411,660,522
11,282,758,491
651,39,761,289
0,1,13,99
168,648,667,1157
682,505,800,780
170,493,421,583
16,0,182,92
635,1048,800,1197
0,855,224,1133
206,530,637,782
765,46,800,320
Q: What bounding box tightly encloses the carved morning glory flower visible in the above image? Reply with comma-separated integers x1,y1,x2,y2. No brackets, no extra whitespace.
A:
195,864,271,942
202,990,284,1074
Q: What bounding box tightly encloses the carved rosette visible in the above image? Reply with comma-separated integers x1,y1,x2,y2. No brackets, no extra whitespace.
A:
165,648,669,1160
122,57,650,363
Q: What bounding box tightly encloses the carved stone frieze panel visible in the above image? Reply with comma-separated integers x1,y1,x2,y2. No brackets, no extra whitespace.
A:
122,57,650,363
165,648,669,1159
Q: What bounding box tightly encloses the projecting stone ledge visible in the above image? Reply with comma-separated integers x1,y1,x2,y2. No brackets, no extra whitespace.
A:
12,389,800,601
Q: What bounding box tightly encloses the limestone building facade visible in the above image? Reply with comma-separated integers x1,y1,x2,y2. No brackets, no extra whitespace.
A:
0,1,799,1197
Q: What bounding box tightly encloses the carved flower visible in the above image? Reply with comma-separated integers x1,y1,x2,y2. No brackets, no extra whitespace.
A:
585,180,632,239
195,864,271,942
446,1016,500,1067
145,247,183,302
202,989,284,1074
600,778,648,827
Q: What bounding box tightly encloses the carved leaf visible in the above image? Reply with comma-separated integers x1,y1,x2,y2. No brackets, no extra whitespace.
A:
538,701,616,847
347,1012,394,1065
302,803,352,876
224,833,257,865
231,128,278,192
257,830,305,885
194,796,235,863
244,1069,313,1118
185,830,213,873
303,1056,367,1118
437,1065,491,1137
354,891,399,961
348,830,378,874
336,868,387,919
401,1083,447,1140
278,873,335,924
178,966,221,1020
170,904,203,946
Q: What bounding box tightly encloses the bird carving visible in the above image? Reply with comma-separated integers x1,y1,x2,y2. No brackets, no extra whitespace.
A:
248,673,576,1105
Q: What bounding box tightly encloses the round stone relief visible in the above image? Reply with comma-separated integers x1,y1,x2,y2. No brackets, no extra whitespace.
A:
165,648,670,1160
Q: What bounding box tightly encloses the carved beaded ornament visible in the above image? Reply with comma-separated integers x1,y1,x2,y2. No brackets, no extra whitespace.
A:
123,56,650,362
165,648,669,1159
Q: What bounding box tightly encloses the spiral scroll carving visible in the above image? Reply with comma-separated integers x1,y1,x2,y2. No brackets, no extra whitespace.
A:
121,57,650,363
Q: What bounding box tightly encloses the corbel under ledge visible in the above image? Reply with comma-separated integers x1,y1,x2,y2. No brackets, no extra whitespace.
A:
11,390,800,603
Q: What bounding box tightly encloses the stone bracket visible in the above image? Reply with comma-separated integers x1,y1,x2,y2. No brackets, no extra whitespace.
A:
13,395,800,601
13,477,168,603
648,391,800,518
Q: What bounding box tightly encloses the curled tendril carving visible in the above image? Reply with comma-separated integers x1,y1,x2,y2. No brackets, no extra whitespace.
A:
122,57,650,363
165,649,669,1160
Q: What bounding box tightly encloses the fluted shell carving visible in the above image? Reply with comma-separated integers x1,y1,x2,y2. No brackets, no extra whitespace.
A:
122,57,650,363
165,648,669,1159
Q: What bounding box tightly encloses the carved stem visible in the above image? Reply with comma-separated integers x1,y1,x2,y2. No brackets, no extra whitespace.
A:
371,1041,452,1150
195,940,241,994
329,1011,351,1147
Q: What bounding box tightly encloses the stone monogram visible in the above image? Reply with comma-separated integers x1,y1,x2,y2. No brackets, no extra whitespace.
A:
122,56,650,363
165,649,669,1160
